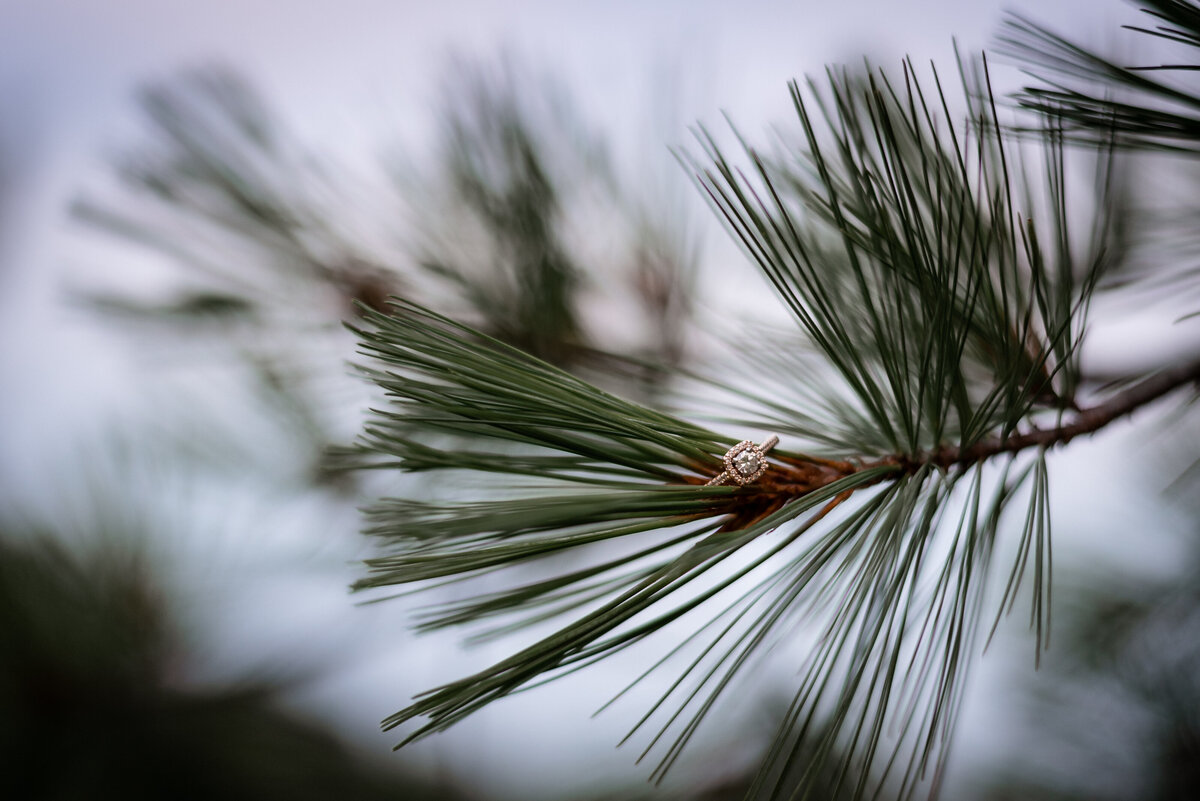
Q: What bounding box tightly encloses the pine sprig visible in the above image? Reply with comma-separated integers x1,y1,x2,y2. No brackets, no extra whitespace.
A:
685,58,1121,461
349,52,1199,801
348,293,1042,800
351,300,727,480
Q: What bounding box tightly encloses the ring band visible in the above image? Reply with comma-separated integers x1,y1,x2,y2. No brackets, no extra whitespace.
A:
704,435,779,486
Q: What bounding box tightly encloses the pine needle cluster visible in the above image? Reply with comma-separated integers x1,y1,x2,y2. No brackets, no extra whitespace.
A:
352,5,1200,799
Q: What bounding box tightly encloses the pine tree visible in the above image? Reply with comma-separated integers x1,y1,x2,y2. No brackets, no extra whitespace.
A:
348,4,1200,800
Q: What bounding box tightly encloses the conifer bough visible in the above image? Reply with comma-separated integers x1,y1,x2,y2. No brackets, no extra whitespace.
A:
352,25,1200,801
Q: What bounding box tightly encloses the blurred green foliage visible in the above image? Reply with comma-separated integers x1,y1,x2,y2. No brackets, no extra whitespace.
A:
0,531,466,801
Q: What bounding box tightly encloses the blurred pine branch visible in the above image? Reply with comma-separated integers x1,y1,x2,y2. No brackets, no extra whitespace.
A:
0,529,471,801
73,60,701,494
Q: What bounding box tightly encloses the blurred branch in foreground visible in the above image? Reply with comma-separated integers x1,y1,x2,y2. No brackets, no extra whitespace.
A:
0,525,473,801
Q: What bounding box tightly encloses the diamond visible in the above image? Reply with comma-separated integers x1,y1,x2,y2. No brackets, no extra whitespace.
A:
733,449,761,477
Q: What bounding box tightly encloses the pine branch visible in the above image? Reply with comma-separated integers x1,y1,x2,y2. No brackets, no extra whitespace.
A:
349,48,1186,801
923,355,1200,467
668,355,1200,515
349,295,1048,801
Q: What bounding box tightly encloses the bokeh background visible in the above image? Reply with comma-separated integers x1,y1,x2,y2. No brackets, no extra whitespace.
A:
3,1,1199,799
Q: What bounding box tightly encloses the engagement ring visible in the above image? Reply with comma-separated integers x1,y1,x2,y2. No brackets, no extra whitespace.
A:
704,435,779,486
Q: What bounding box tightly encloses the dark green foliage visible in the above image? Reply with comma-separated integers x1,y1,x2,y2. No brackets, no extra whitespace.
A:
0,533,464,801
981,564,1200,801
686,57,1120,457
344,45,1137,799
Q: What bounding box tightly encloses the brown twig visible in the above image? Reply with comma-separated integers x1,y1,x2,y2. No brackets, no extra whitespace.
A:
914,355,1200,470
706,355,1200,516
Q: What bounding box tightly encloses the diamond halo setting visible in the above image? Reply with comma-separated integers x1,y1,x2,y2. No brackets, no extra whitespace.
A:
705,435,779,487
